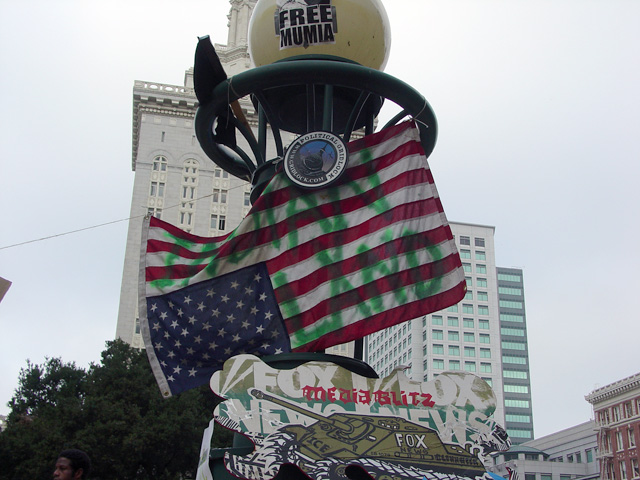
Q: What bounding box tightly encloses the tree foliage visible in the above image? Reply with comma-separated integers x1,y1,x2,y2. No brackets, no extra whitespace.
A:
0,340,232,480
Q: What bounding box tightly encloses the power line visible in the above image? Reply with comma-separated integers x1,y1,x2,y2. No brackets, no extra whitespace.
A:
0,183,248,251
0,217,137,251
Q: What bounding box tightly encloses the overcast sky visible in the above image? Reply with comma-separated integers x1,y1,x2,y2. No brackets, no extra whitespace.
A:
1,0,638,439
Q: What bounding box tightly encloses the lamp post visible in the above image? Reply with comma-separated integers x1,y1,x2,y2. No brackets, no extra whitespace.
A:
194,0,437,203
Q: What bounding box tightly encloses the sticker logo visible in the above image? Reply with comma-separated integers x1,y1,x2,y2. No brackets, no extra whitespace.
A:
283,131,348,189
275,0,337,50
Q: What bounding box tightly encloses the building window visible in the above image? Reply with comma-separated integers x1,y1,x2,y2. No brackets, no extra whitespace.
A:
212,188,228,204
463,318,474,328
620,460,628,480
629,428,636,448
617,431,625,451
498,273,522,282
465,276,472,286
449,346,460,356
433,359,444,369
463,304,474,314
502,341,526,351
475,237,485,247
463,263,472,273
507,414,532,423
499,286,523,296
460,236,470,246
432,315,443,325
478,305,489,315
504,370,528,379
210,214,226,231
475,251,486,260
152,156,168,171
630,458,638,479
432,344,444,355
464,290,473,300
449,360,460,370
432,330,444,340
464,362,476,372
500,300,524,309
480,363,492,373
150,181,165,197
504,384,529,394
477,291,489,301
476,264,487,274
448,317,459,327
586,449,593,463
477,278,488,287
244,192,251,206
464,347,476,357
501,327,526,337
501,313,524,323
503,355,526,364
613,406,621,422
179,211,193,226
479,334,490,343
479,319,490,329
525,473,536,480
625,402,634,417
147,207,162,219
448,304,459,312
464,332,475,342
460,249,471,259
214,168,229,178
448,331,459,341
480,348,491,358
505,399,530,408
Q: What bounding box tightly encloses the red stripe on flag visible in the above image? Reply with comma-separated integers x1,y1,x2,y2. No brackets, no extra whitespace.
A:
265,197,445,274
271,225,454,303
283,252,463,332
146,263,208,283
291,281,468,352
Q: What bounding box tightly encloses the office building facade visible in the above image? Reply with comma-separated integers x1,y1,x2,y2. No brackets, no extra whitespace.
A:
498,266,535,443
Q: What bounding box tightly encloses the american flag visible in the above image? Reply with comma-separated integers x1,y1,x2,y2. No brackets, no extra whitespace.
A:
140,121,466,396
142,262,290,396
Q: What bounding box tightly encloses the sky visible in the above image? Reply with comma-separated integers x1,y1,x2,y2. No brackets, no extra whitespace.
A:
0,0,638,439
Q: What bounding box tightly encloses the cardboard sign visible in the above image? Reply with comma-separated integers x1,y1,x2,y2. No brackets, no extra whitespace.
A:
207,355,510,480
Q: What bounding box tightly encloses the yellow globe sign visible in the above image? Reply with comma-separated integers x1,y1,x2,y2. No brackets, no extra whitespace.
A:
249,0,391,71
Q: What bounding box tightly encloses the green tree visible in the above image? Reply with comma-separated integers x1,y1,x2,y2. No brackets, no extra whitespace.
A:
0,340,230,480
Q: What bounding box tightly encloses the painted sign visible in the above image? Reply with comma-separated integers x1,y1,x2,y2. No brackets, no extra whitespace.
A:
276,0,337,50
206,355,510,480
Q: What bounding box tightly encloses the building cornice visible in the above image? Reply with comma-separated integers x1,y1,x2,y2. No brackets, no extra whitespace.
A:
585,372,640,404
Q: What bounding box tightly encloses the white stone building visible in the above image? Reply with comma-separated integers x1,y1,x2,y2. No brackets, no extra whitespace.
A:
489,421,599,480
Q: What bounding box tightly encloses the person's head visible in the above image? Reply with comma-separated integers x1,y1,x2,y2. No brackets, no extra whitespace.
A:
53,449,91,480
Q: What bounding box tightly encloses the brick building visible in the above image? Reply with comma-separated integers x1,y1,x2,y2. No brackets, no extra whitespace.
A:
585,372,640,480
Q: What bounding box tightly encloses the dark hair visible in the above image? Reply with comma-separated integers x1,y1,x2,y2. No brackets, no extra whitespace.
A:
58,449,91,479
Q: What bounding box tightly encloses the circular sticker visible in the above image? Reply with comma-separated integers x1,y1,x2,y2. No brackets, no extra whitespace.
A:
283,131,348,189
